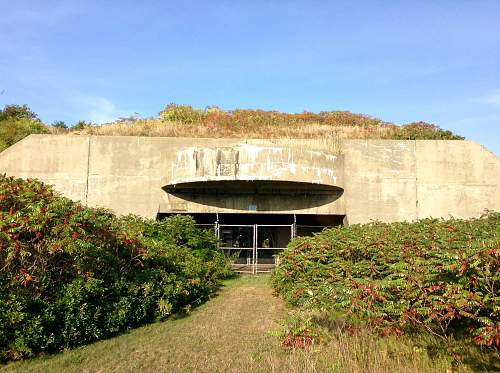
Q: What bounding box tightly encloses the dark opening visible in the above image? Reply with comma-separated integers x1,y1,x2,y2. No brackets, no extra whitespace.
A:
219,226,253,248
157,213,344,231
164,180,342,195
157,212,344,273
163,180,344,211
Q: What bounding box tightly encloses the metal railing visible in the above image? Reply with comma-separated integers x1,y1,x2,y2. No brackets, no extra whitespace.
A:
217,223,294,274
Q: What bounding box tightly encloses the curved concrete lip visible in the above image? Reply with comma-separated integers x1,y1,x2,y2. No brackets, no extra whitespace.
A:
163,144,344,189
164,179,344,196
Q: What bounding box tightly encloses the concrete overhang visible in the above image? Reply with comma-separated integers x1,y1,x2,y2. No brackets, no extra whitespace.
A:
161,144,344,188
160,144,344,213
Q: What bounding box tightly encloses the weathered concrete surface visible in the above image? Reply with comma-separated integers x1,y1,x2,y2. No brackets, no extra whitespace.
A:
86,136,167,217
0,135,89,203
164,144,342,187
162,143,344,214
343,140,418,223
0,135,498,223
416,141,499,220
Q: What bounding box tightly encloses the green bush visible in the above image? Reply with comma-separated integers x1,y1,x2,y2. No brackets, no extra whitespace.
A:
72,120,93,131
159,104,207,124
51,121,67,130
0,104,49,152
272,213,499,348
0,119,49,152
0,175,231,361
395,122,464,140
0,104,39,122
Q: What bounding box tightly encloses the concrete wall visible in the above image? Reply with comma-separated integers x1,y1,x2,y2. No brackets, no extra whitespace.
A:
415,141,499,220
0,135,90,203
0,135,498,223
343,140,418,223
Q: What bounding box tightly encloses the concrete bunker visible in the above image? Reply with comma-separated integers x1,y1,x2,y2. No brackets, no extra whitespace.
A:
1,135,498,272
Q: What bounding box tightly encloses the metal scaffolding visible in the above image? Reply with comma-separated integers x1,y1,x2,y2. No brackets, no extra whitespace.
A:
215,223,295,274
188,213,344,274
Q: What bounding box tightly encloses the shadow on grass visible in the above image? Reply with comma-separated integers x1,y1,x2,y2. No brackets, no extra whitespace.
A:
1,272,248,368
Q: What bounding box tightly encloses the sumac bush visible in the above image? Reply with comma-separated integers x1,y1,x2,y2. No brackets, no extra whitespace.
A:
272,213,499,348
0,175,231,361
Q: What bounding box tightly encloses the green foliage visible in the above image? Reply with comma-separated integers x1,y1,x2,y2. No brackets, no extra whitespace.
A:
159,104,207,124
155,104,464,140
51,121,67,130
72,120,93,131
272,213,499,349
269,310,325,349
0,104,40,122
0,175,232,361
0,104,49,152
395,122,464,140
158,104,390,128
0,103,465,146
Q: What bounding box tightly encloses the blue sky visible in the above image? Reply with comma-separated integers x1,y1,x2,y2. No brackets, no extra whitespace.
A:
1,0,499,153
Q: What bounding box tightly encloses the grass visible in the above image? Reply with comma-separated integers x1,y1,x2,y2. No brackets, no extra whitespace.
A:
1,275,477,373
74,119,398,141
60,106,462,141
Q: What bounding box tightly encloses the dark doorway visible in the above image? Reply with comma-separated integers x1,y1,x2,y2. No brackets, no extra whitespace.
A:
157,213,345,273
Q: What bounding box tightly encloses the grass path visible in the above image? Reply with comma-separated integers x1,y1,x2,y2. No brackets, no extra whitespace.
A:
2,275,470,373
3,275,287,373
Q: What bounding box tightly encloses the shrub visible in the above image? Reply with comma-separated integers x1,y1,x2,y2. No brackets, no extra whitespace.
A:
0,104,49,152
395,122,464,140
159,104,207,124
0,118,49,152
72,120,93,131
0,175,231,361
51,121,67,130
0,104,40,122
272,213,499,348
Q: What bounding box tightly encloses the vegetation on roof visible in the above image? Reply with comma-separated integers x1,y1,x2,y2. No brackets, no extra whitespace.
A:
0,105,49,152
0,103,464,152
80,104,465,140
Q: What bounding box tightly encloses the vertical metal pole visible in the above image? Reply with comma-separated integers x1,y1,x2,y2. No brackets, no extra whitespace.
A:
248,225,251,266
253,224,257,274
292,213,297,238
215,213,220,244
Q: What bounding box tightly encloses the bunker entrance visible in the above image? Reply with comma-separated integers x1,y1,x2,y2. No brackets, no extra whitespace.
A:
157,213,344,274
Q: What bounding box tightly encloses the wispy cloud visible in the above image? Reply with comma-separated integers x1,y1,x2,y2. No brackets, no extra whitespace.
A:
473,90,500,105
72,94,127,124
